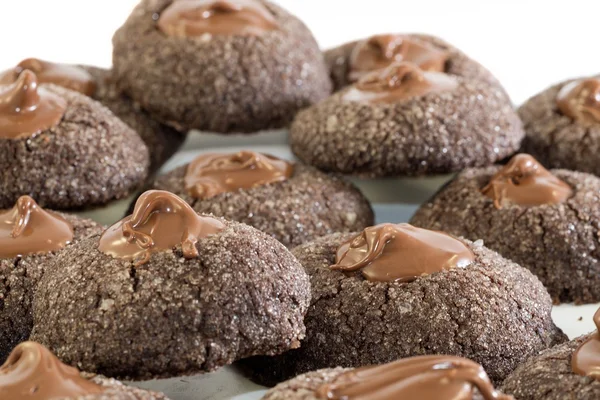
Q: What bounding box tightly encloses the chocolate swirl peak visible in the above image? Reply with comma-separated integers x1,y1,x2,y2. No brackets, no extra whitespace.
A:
316,355,513,400
99,190,224,265
0,341,103,399
0,196,74,258
481,154,572,209
331,223,474,282
343,62,457,104
158,0,278,37
0,70,67,139
0,58,96,96
572,308,600,379
556,78,600,124
185,151,294,199
348,34,449,82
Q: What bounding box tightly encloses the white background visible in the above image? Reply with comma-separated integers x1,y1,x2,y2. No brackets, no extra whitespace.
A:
1,0,599,104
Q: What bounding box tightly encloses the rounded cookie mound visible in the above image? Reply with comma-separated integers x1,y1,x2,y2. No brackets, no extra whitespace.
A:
241,232,565,385
30,219,310,379
410,166,600,304
325,33,506,94
290,76,523,177
82,66,186,173
501,334,600,399
519,77,600,176
153,163,374,248
0,212,102,363
112,0,331,133
0,84,149,210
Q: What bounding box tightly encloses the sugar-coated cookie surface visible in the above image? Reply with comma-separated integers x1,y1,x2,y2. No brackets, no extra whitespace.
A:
112,0,331,133
241,231,565,386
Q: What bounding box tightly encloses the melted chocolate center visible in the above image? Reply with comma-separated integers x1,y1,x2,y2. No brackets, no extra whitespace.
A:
348,34,449,83
158,0,278,37
0,196,74,258
0,342,103,399
0,70,67,139
343,62,457,104
331,223,474,282
99,190,224,265
184,151,294,199
316,355,512,400
556,78,600,124
0,58,96,96
481,154,572,209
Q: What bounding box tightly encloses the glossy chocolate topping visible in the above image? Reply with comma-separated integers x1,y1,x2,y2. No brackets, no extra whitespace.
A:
157,0,278,37
481,154,572,209
99,190,224,265
0,341,103,399
331,223,474,282
0,196,74,259
343,62,457,105
556,78,600,124
0,58,96,96
348,34,449,83
185,151,294,199
316,355,512,400
0,70,67,139
572,308,600,379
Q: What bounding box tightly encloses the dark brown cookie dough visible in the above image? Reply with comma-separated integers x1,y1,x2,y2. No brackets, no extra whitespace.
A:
240,232,565,386
85,376,170,400
0,213,102,363
519,76,600,176
81,66,186,173
30,219,310,380
0,83,150,210
290,74,523,177
410,166,600,304
501,334,600,399
152,162,374,248
324,33,506,94
112,0,332,133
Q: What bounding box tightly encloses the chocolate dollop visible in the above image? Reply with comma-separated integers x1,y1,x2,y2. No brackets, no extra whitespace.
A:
342,62,457,104
572,308,600,379
0,70,67,139
331,223,474,282
556,78,600,124
481,154,573,209
99,190,224,265
0,58,96,96
316,355,512,400
0,341,103,399
348,34,449,83
184,151,294,199
157,0,278,37
0,196,74,258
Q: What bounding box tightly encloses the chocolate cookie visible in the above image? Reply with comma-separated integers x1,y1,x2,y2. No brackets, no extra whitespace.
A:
0,59,185,173
262,355,512,400
290,62,524,177
324,33,506,94
0,196,102,363
112,0,331,133
0,70,149,210
152,151,374,248
502,308,600,399
241,223,565,386
30,190,310,379
519,75,600,176
1,341,169,399
411,153,600,304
